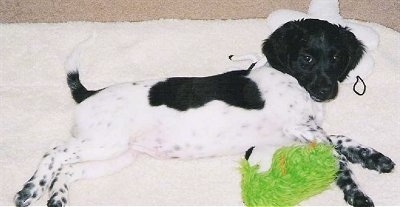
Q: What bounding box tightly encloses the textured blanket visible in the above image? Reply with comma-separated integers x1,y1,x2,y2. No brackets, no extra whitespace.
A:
0,19,399,205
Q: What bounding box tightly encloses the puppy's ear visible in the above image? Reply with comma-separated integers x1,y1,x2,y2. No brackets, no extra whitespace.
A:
338,27,365,82
262,21,303,74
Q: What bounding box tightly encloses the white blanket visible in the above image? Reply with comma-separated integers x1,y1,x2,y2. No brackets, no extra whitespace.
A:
0,19,399,206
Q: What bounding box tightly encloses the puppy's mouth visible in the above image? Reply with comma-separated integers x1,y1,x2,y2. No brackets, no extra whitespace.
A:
311,95,328,102
307,85,338,102
309,89,337,102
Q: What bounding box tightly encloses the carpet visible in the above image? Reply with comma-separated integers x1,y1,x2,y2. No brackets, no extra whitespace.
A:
0,19,399,205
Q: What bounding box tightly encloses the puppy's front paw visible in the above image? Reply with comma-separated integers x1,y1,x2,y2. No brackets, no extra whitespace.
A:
357,149,395,173
347,191,374,207
366,152,395,173
337,146,395,173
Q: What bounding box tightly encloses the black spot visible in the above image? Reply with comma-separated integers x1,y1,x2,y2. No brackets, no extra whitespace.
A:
39,179,46,186
148,70,265,111
64,184,68,190
43,153,50,158
173,145,181,151
132,82,137,85
61,197,67,204
63,148,68,152
23,182,34,189
49,178,58,191
244,146,255,160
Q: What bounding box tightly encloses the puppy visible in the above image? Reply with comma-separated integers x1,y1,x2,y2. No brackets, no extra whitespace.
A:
15,19,394,207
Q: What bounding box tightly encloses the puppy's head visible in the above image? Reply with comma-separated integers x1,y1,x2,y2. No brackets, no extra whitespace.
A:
262,19,365,102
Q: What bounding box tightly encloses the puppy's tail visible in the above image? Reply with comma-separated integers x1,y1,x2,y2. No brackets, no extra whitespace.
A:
65,34,99,103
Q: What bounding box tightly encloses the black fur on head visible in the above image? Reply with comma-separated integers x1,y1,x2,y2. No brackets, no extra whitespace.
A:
262,19,365,102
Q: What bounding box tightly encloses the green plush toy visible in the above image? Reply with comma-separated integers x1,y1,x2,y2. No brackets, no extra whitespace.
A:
241,143,338,207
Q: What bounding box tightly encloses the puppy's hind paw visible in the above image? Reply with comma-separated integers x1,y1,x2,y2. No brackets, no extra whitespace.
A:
15,183,37,207
47,192,67,207
15,192,31,207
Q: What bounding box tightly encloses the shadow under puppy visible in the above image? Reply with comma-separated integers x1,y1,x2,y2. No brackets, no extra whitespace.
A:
15,19,394,207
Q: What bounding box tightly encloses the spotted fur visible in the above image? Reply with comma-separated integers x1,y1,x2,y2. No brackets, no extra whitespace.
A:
15,27,394,206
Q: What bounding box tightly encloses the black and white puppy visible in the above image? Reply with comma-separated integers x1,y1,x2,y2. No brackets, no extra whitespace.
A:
15,19,394,207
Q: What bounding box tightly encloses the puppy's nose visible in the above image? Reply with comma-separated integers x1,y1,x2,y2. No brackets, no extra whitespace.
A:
319,87,331,96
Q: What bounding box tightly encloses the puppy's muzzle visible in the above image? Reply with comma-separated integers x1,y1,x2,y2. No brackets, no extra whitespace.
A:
308,83,338,102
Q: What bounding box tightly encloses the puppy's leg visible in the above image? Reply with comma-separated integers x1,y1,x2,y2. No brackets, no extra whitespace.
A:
336,154,374,207
15,142,81,207
287,122,393,206
286,121,395,173
15,137,128,207
47,150,137,207
328,135,395,173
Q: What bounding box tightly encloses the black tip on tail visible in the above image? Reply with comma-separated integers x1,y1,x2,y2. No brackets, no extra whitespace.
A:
66,72,98,103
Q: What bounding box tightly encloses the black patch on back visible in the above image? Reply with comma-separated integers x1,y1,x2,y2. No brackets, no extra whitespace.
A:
148,70,265,111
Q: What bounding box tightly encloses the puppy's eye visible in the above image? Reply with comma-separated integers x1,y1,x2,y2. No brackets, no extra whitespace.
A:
333,55,339,61
332,54,341,62
303,55,313,63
